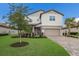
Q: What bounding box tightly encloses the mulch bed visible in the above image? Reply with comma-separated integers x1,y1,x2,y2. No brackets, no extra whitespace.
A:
10,42,29,47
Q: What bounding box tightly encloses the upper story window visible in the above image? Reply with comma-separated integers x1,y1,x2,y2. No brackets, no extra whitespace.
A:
49,16,55,21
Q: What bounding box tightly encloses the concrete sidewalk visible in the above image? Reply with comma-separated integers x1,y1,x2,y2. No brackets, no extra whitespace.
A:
47,36,79,56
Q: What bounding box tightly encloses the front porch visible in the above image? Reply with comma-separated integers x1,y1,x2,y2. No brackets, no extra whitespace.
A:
32,26,42,35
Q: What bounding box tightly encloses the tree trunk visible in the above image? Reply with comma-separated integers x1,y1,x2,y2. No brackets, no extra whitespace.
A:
78,27,79,38
18,30,22,44
19,30,22,44
68,27,70,36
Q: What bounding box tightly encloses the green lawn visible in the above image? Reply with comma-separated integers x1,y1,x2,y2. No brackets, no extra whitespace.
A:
0,36,69,56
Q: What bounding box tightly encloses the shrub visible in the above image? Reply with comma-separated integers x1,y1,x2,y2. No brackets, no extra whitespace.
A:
70,32,78,35
63,32,79,36
31,35,47,38
11,32,47,38
0,33,8,36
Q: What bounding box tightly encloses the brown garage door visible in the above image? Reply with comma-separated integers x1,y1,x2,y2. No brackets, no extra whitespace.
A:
44,29,60,36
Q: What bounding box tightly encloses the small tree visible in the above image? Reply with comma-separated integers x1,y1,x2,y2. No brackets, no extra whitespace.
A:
7,4,32,43
65,17,75,35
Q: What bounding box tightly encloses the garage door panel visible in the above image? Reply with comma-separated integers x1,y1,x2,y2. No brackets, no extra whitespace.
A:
44,29,60,36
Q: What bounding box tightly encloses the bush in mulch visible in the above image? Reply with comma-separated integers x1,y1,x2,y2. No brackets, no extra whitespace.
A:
10,42,29,47
11,34,47,38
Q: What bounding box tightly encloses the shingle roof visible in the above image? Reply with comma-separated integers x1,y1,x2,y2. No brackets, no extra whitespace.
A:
0,24,10,29
27,9,64,16
27,10,45,16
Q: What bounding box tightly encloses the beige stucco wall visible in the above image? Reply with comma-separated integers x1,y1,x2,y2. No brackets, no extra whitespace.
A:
41,11,63,26
26,11,44,25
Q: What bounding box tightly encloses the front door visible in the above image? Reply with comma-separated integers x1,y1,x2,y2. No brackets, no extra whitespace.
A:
34,27,41,35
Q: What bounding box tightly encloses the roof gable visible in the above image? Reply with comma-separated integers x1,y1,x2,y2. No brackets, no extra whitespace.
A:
41,10,64,16
27,10,45,16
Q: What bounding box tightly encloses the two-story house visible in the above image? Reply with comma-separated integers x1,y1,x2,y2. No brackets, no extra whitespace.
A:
25,10,64,36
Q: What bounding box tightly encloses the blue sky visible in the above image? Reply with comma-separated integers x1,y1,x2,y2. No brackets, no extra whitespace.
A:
0,3,79,24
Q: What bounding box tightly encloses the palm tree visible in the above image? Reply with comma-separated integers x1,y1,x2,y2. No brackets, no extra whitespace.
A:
65,17,75,35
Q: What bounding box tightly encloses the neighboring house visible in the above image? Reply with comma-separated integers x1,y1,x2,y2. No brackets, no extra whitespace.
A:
25,9,64,36
61,27,79,34
0,25,10,34
0,24,18,35
61,18,79,35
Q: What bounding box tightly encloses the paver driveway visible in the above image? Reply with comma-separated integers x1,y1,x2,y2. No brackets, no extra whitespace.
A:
47,36,79,56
